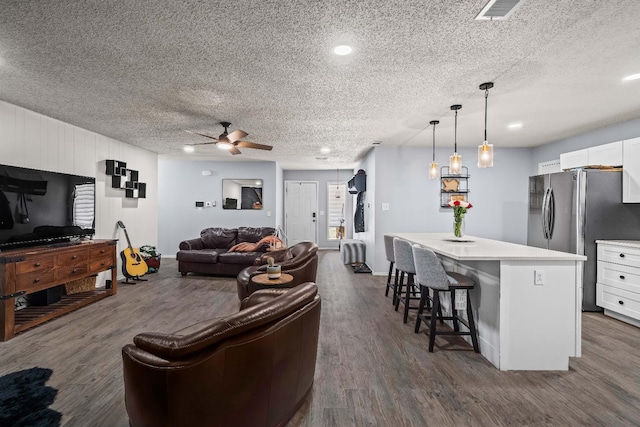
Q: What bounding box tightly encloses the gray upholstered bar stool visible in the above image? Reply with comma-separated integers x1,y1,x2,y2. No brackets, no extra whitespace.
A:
412,245,479,353
393,237,422,324
383,234,399,303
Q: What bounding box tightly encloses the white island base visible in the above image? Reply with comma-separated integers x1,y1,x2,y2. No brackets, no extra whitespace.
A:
391,233,586,371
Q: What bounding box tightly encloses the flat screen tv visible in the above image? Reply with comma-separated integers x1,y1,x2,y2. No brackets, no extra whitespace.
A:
0,164,95,251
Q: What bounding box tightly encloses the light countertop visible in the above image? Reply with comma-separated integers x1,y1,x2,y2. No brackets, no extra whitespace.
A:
595,240,640,249
390,233,587,262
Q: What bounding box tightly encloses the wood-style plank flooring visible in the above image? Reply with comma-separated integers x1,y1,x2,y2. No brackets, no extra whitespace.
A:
1,251,639,426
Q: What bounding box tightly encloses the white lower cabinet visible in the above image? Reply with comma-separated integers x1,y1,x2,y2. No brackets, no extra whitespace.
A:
596,241,640,327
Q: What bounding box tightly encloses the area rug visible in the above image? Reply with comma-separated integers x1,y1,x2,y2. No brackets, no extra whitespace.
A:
0,367,62,427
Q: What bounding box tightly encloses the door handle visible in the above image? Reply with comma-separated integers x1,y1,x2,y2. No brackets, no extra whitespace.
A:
541,187,551,239
547,188,555,239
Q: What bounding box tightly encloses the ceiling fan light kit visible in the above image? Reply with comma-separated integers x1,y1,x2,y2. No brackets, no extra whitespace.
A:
185,122,272,155
478,82,495,168
429,120,440,180
449,104,463,175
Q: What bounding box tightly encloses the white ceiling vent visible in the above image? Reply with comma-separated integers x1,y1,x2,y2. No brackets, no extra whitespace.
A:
475,0,523,20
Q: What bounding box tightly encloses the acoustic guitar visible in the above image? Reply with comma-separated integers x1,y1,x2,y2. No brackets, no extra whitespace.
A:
116,221,148,278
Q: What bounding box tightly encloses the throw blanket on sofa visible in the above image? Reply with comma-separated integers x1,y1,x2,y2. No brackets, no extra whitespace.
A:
229,236,282,252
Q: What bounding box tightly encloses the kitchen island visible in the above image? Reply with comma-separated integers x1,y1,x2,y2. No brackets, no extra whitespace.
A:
391,233,586,371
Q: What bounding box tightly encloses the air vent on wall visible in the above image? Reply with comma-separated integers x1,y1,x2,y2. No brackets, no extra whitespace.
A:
475,0,523,20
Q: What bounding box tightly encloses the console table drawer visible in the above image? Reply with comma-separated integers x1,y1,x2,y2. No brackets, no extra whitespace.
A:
16,271,56,292
15,257,55,274
596,283,640,321
91,247,113,258
89,257,114,273
55,265,89,280
598,244,640,266
55,251,89,265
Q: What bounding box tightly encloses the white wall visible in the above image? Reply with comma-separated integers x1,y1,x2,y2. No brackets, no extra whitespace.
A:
358,146,531,274
157,159,279,256
283,169,354,249
0,100,158,285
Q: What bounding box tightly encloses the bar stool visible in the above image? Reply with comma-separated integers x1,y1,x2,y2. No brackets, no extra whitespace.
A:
383,235,398,303
411,245,479,353
393,238,422,324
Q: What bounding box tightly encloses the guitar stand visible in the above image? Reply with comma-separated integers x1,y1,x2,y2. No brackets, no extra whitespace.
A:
121,276,148,284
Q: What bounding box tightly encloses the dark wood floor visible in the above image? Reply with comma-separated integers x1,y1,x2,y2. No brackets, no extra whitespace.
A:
1,251,639,426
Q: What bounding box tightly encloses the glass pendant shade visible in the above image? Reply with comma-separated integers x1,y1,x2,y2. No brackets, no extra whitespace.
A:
449,153,462,175
429,161,439,179
478,141,493,168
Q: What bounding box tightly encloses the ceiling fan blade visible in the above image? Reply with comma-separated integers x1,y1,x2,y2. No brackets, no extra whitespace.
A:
188,141,217,146
229,146,242,155
226,129,248,143
236,141,273,151
185,130,219,141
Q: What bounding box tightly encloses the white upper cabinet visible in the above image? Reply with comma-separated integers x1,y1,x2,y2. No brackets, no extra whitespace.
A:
560,148,589,170
623,137,640,203
588,141,623,167
560,141,623,171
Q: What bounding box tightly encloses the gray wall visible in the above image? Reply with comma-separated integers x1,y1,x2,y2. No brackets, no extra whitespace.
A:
158,159,279,256
283,169,354,249
357,145,531,274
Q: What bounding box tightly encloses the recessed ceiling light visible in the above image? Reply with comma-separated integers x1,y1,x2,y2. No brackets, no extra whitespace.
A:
183,145,195,153
622,73,640,81
508,122,523,129
320,147,331,154
333,45,352,56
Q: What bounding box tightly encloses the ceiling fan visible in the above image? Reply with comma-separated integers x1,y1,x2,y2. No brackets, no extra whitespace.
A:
185,122,273,155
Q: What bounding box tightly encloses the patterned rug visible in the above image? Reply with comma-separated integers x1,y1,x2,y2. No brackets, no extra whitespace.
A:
0,367,62,427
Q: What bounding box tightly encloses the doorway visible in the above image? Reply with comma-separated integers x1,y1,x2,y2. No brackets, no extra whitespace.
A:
284,181,318,245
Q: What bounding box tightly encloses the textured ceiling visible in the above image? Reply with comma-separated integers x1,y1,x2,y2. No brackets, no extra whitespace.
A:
1,0,640,169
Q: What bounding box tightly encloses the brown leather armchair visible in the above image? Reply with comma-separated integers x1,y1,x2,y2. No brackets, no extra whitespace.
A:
236,241,318,300
122,283,321,427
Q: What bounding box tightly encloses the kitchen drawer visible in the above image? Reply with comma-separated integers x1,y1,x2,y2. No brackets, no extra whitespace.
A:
597,244,640,267
55,264,88,281
596,283,640,321
15,256,55,274
89,257,114,273
16,271,56,292
55,251,89,265
597,261,640,293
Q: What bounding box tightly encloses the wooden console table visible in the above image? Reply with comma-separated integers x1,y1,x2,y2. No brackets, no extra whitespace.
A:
0,239,118,341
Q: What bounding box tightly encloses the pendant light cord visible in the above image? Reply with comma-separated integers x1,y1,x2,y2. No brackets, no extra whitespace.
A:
454,109,458,153
432,123,436,162
484,88,489,142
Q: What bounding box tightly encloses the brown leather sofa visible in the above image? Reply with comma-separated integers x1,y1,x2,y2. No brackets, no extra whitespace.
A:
122,283,321,427
236,241,319,300
177,226,275,276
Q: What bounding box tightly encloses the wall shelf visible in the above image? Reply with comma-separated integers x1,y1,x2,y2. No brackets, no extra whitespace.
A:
105,160,146,199
440,166,470,207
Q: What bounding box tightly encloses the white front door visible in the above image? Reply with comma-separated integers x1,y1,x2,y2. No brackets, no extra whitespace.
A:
285,181,318,245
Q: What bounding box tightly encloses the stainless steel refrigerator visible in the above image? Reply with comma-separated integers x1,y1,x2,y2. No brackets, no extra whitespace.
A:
527,169,640,311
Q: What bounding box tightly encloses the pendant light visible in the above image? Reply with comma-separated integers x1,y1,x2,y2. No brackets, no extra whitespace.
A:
428,120,440,180
478,82,494,168
449,104,462,175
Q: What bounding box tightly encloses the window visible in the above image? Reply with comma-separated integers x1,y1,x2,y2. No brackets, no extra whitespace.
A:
327,183,346,240
73,183,95,228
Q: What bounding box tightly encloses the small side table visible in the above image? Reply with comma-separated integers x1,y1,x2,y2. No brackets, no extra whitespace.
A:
249,273,294,294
